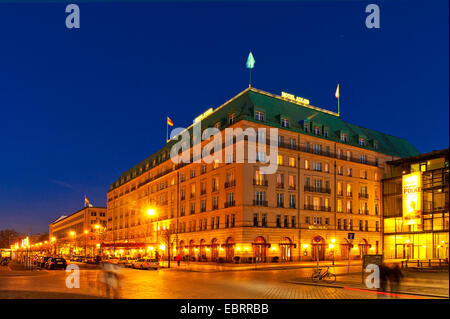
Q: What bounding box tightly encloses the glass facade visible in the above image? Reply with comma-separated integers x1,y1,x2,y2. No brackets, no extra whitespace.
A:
382,150,449,260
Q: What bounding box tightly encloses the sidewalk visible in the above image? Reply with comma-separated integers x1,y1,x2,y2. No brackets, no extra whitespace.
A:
288,270,449,298
0,262,48,277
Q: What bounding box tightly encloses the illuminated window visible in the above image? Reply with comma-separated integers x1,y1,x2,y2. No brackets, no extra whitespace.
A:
277,155,284,165
288,175,296,189
254,111,265,121
314,127,320,135
305,159,309,170
289,157,296,167
340,133,348,143
347,200,352,213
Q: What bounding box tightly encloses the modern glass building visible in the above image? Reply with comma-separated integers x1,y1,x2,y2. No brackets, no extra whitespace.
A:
382,149,449,260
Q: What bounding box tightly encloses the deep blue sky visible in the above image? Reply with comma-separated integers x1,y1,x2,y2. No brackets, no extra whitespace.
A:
0,1,448,234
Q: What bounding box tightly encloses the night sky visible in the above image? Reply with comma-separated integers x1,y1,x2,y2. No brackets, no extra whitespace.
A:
0,1,448,234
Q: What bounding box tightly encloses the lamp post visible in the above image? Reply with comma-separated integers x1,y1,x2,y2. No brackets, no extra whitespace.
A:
69,231,76,258
84,230,89,257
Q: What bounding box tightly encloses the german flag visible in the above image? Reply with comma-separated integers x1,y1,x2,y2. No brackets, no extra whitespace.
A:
167,116,173,126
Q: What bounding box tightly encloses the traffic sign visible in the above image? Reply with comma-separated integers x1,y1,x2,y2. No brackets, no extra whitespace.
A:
348,233,355,240
313,235,322,243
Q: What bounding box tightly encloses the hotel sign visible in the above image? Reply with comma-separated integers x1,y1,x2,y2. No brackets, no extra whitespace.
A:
281,91,310,105
402,172,422,224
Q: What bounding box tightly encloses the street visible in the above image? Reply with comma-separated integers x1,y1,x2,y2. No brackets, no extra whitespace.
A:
0,262,447,299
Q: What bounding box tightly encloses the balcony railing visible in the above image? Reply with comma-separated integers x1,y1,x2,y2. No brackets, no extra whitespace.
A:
253,200,268,207
224,200,235,208
304,205,331,212
253,179,268,186
200,189,206,195
359,193,369,199
224,180,236,188
304,185,331,194
276,183,284,189
359,209,370,215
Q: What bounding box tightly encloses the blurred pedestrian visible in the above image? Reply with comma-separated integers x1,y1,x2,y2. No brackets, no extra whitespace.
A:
99,262,123,298
378,262,390,299
389,263,403,296
175,254,181,267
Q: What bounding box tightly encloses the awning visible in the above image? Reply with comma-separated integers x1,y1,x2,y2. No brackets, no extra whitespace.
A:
100,242,146,249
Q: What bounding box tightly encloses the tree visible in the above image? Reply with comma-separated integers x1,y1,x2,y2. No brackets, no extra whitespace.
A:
0,229,20,248
38,233,49,242
160,228,175,268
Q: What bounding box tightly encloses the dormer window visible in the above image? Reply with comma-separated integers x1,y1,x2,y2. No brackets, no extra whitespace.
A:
255,111,265,121
228,112,236,124
314,126,320,135
340,133,348,143
374,142,378,150
324,129,329,137
281,118,290,128
304,122,309,133
214,122,221,129
359,138,366,146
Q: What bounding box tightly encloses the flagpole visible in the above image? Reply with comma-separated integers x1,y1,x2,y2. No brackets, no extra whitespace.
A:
338,97,340,116
166,120,168,143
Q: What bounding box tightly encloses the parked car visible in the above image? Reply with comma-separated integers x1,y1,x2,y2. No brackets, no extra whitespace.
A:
124,258,137,268
109,258,120,264
71,256,84,262
118,257,135,267
133,258,159,270
37,256,52,268
86,256,101,264
46,257,67,270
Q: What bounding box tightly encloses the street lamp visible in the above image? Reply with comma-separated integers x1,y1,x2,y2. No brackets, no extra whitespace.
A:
69,231,76,257
330,238,336,265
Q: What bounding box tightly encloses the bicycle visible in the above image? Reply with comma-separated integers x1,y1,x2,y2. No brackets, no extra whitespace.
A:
311,266,336,283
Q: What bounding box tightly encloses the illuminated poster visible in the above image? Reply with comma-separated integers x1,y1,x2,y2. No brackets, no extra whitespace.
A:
402,172,422,224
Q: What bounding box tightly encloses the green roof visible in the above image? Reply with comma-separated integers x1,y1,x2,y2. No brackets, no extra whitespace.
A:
110,87,420,191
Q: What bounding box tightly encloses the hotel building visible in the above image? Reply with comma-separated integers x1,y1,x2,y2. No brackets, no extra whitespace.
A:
49,206,107,256
105,87,419,262
383,149,449,260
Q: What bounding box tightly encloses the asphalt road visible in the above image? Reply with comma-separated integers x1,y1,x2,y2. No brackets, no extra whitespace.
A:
0,263,397,299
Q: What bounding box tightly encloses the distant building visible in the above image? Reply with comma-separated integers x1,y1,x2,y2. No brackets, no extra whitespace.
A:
382,149,449,260
49,206,107,257
106,87,419,262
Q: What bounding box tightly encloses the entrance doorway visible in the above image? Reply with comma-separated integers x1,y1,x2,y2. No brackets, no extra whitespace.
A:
225,237,235,262
280,237,293,262
253,236,267,262
311,236,326,261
